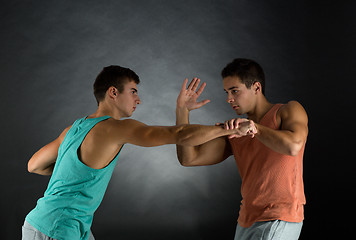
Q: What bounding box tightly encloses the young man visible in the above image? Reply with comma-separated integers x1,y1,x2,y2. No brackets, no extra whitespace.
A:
176,58,308,240
23,65,246,240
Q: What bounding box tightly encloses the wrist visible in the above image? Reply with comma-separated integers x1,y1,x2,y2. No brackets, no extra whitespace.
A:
176,106,189,114
176,106,190,124
254,122,261,137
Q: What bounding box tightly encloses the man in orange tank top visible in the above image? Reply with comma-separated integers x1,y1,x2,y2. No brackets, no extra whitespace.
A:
176,58,308,240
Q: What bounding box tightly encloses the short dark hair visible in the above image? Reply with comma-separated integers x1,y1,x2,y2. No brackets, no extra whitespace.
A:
93,65,140,104
221,58,265,94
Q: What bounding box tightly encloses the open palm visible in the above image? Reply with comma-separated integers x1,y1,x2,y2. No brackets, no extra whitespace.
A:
177,78,210,111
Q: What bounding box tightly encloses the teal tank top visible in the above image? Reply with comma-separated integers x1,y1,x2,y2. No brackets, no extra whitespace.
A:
26,116,122,240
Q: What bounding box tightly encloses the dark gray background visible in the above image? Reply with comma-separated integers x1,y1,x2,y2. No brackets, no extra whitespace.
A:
1,0,355,239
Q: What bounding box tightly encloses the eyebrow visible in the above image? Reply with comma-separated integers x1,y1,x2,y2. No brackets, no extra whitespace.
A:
224,86,239,91
131,88,138,92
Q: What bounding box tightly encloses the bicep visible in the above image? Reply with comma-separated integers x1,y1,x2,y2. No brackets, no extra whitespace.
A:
280,101,308,142
120,120,176,147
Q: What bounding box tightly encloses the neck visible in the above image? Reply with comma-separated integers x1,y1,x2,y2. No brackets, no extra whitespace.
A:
88,101,122,120
246,95,273,123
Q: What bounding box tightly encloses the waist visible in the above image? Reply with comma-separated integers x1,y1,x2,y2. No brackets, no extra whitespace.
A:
26,203,94,239
238,201,305,228
35,191,103,215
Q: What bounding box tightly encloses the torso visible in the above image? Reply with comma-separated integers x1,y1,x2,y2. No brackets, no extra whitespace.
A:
229,104,306,227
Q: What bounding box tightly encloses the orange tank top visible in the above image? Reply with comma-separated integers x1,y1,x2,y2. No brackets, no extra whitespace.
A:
229,104,306,228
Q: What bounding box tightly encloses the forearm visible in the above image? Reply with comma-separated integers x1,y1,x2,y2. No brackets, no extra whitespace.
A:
175,78,214,165
255,123,305,156
27,126,69,175
176,107,189,125
176,106,237,145
175,107,234,167
175,107,196,165
175,79,232,166
28,143,58,175
176,124,232,146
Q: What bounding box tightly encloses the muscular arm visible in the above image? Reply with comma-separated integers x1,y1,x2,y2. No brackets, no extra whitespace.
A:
114,118,238,148
176,107,231,166
254,101,308,156
28,126,71,175
173,78,232,166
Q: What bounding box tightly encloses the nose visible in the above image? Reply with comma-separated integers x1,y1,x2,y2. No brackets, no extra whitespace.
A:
136,95,141,105
227,93,234,103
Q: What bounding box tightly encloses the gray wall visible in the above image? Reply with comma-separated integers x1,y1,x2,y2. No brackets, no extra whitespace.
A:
1,0,354,239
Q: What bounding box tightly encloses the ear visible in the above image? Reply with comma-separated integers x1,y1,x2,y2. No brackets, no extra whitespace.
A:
253,82,262,94
107,86,119,100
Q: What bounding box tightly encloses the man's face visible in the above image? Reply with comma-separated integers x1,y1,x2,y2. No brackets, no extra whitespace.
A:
115,80,141,118
223,76,256,115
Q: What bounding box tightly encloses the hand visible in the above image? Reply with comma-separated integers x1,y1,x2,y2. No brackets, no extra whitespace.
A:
217,118,257,139
177,78,210,111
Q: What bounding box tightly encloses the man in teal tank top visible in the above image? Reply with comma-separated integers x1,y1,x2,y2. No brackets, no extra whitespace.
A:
23,65,249,240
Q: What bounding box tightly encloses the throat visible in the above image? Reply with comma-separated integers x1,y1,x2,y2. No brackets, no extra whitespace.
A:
247,102,274,123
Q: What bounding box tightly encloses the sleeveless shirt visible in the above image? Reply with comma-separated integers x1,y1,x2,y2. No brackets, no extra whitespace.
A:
229,104,306,228
26,116,122,240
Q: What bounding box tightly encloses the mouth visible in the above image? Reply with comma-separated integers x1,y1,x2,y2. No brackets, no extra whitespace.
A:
133,107,136,111
232,105,239,110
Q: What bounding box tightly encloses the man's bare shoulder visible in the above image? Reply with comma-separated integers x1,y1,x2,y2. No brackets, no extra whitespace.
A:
278,101,308,121
87,118,145,147
105,118,145,129
279,100,302,110
100,118,147,140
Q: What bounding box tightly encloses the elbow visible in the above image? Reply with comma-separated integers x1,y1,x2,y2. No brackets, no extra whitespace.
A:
179,159,195,167
177,154,198,167
288,149,299,157
27,162,51,175
287,142,303,156
27,161,35,173
27,158,39,173
177,156,193,167
180,161,195,167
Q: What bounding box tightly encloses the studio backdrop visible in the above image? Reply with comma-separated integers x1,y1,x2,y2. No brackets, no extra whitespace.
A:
0,0,354,239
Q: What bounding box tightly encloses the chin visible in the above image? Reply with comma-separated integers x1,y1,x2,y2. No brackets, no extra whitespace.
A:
235,109,245,115
120,112,132,118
